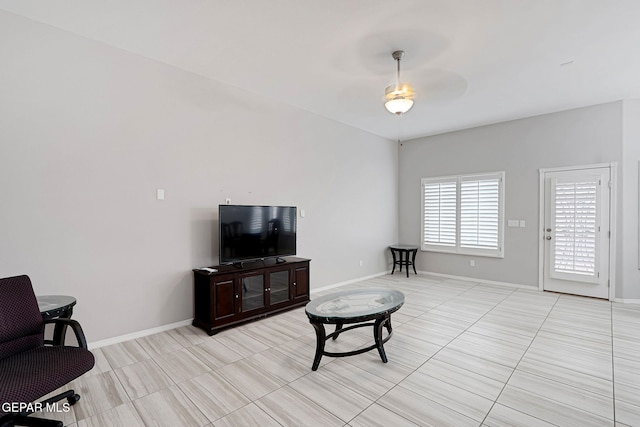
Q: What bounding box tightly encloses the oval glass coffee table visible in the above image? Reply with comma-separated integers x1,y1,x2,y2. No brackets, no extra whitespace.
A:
305,288,405,370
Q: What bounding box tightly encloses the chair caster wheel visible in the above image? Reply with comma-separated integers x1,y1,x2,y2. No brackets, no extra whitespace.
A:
67,394,81,405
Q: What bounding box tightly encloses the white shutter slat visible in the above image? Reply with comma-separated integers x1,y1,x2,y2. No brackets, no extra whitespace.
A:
460,178,500,249
553,179,598,276
422,180,457,247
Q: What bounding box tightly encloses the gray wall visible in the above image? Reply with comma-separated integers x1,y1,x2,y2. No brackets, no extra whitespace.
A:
399,102,624,292
0,12,398,342
621,100,640,299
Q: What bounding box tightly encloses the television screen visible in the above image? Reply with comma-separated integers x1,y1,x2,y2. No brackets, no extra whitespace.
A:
219,205,297,264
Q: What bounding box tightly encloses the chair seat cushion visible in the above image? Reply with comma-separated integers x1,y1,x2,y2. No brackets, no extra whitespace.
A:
0,346,95,417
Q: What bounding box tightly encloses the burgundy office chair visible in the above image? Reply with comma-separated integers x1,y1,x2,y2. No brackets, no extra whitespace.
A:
0,275,95,427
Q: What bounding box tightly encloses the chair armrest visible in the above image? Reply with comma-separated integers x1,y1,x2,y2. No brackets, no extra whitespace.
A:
42,318,89,349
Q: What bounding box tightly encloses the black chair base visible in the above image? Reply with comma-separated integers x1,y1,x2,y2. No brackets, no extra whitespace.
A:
4,416,62,427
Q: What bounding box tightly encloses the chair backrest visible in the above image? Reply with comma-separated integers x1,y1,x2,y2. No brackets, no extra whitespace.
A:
0,275,44,359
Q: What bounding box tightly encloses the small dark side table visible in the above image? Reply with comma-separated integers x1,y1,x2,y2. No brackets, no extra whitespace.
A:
37,295,76,346
389,245,418,278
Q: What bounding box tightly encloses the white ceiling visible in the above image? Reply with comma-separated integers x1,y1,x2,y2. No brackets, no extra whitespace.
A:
2,0,640,141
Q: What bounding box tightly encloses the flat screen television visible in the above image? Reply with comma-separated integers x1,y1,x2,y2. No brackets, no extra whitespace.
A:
219,205,297,264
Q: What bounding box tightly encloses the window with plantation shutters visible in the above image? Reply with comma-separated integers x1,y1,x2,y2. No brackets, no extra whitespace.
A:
421,172,504,257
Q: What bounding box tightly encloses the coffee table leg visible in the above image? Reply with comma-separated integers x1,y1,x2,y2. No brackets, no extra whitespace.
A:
333,321,343,340
373,316,388,363
385,315,393,335
310,321,326,371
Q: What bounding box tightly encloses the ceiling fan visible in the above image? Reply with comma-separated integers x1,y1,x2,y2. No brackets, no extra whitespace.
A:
384,50,415,115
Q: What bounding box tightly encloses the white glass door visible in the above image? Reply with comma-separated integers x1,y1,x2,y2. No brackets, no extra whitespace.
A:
542,167,610,299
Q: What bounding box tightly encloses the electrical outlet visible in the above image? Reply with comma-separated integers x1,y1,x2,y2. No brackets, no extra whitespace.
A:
225,198,231,205
470,260,475,267
359,260,363,267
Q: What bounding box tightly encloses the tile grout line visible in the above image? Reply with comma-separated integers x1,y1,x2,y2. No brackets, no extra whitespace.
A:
154,330,288,426
341,279,475,426
212,319,344,427
345,280,519,426
74,344,147,424
479,294,621,426
408,282,528,425
112,339,197,427
610,302,617,424
478,292,561,426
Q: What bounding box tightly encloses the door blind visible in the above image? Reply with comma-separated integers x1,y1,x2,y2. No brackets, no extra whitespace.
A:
553,179,598,276
460,177,500,249
422,180,457,247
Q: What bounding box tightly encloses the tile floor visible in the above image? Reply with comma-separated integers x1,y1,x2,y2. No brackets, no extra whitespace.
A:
34,274,640,426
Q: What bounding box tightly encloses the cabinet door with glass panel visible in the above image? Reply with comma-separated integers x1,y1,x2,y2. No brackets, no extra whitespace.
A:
239,273,265,313
268,270,291,306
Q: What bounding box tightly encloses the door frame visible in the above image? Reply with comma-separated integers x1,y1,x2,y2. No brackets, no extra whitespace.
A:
537,162,617,300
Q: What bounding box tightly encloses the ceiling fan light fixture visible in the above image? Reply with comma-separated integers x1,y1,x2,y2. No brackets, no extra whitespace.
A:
384,50,415,115
384,83,415,115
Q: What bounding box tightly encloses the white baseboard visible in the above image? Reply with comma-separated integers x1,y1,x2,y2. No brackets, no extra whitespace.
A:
613,298,640,304
89,271,391,349
88,271,389,349
311,271,390,295
89,318,193,350
417,270,537,290
421,270,640,303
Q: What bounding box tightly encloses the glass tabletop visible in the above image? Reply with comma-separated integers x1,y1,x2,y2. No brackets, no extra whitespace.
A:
37,295,76,313
305,288,404,321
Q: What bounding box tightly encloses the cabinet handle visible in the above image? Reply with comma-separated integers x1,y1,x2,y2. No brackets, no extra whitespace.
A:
235,294,239,299
293,282,297,286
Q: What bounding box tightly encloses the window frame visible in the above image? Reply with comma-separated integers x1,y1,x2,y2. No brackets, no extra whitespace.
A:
421,171,505,258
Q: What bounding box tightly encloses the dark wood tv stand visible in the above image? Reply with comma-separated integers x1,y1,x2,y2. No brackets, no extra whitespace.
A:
192,257,310,335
